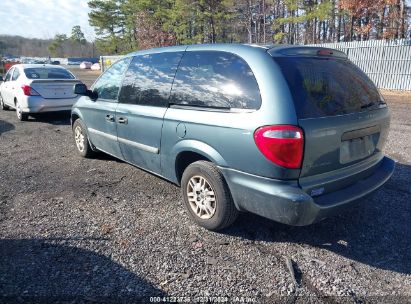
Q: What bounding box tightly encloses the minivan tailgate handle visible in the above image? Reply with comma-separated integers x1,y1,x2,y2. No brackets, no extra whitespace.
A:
341,125,380,141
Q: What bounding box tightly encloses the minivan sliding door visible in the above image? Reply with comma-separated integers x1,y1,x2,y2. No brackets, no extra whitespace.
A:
116,51,184,174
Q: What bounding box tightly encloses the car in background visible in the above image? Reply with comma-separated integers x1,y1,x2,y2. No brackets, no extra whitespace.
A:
0,64,82,121
79,61,92,69
90,63,100,71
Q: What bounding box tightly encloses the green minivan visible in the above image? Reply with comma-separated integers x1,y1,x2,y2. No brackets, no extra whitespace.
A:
71,44,395,230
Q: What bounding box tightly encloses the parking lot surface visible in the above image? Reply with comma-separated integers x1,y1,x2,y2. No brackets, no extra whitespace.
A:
0,73,410,302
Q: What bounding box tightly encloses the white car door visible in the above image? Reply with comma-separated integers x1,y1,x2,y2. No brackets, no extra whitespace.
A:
9,67,22,105
1,68,15,106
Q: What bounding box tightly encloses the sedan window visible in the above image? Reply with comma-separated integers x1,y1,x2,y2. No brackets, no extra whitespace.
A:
12,68,20,81
24,68,75,80
4,69,13,82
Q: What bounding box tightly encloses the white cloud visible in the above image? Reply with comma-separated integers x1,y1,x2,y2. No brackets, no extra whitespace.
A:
0,0,95,40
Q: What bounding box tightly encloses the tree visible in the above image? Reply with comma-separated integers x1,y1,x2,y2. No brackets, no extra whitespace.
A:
48,34,68,57
123,0,176,49
88,0,129,54
87,0,411,54
70,25,87,44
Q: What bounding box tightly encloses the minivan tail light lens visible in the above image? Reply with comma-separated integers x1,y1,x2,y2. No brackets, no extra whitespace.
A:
21,85,40,96
254,125,304,169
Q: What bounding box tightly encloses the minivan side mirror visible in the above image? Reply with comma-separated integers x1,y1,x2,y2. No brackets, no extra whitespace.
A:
74,83,97,100
0,75,4,82
74,83,87,95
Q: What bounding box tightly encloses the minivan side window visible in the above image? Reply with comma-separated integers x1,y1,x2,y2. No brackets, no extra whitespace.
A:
119,52,183,107
170,51,261,109
12,68,20,81
92,58,131,101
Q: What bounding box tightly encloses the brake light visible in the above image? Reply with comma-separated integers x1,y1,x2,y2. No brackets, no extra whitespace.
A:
254,125,304,169
21,85,40,96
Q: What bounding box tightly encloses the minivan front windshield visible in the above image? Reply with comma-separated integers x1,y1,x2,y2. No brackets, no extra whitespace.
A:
274,57,384,119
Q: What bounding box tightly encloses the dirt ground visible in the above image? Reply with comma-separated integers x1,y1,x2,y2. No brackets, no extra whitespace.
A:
0,73,410,303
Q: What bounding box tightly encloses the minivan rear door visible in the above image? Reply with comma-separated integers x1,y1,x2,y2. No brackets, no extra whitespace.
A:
116,51,184,174
272,50,390,180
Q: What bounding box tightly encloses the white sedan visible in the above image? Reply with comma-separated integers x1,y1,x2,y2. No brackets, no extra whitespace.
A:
0,64,82,121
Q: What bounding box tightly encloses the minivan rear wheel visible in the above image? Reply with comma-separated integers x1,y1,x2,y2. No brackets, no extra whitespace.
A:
181,161,238,230
73,119,94,158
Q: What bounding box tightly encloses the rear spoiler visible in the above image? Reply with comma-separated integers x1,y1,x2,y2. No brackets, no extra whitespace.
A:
268,46,347,58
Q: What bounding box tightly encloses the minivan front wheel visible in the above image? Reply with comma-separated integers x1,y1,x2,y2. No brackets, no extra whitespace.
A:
181,161,239,230
72,119,94,158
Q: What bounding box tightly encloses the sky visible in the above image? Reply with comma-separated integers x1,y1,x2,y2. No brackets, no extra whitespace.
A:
0,0,95,41
0,0,410,41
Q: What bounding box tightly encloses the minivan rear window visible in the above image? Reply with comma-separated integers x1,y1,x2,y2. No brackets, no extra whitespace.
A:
274,57,383,118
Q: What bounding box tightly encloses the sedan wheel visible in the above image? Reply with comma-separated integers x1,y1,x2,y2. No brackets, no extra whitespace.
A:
15,102,28,121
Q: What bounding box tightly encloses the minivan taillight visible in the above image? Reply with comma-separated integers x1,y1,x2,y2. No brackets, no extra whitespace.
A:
21,85,40,96
254,125,304,169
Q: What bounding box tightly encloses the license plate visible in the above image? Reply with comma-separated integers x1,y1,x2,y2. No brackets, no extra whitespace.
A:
340,135,376,164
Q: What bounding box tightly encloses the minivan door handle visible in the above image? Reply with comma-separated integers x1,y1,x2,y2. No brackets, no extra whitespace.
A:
117,117,128,124
105,114,115,122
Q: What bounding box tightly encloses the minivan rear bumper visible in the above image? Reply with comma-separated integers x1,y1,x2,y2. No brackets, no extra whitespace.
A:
220,156,395,226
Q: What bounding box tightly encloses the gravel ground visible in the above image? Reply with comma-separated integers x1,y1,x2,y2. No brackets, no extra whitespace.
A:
0,79,410,303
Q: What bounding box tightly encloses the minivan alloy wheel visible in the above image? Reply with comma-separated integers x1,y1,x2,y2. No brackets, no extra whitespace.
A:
181,160,239,230
72,119,94,158
187,175,216,219
74,125,85,152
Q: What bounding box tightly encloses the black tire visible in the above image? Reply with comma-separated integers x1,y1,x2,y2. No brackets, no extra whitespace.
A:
72,119,94,158
15,101,28,121
181,161,239,231
0,94,9,110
